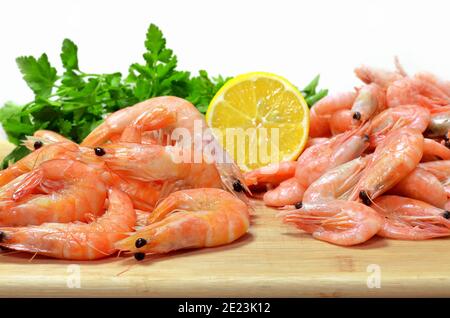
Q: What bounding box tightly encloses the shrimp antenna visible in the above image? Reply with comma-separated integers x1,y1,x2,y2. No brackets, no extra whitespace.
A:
394,56,407,77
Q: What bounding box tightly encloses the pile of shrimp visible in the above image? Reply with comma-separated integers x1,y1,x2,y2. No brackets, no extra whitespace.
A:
0,96,251,260
245,61,450,246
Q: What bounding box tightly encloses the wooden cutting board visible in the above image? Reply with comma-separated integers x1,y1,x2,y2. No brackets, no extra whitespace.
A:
0,199,449,297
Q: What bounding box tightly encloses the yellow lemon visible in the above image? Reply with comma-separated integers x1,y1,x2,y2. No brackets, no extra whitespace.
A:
205,72,309,172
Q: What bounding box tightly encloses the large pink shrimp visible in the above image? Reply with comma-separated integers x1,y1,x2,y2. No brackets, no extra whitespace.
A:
309,91,357,137
115,188,250,260
0,159,107,226
263,124,370,206
369,105,430,148
389,167,447,208
0,188,136,260
373,196,450,240
81,96,248,196
281,200,383,246
87,142,223,192
0,142,80,187
386,77,450,110
348,128,424,205
23,130,75,149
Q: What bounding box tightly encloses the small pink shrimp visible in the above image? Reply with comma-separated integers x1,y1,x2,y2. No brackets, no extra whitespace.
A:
0,188,136,260
281,200,383,246
369,105,430,148
354,63,405,90
350,83,386,123
263,124,370,206
373,195,450,240
348,128,424,204
302,156,371,204
115,188,250,259
389,168,447,208
309,91,357,137
422,138,450,161
419,161,450,193
244,161,296,187
329,109,355,135
415,72,450,97
0,159,107,226
386,77,450,110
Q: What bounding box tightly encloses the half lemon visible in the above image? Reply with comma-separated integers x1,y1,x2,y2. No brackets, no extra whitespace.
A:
205,72,309,172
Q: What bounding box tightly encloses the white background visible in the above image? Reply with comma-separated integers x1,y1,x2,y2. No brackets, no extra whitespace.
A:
0,0,449,137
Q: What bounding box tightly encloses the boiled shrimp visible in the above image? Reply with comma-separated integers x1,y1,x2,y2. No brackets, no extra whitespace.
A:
418,160,450,192
281,200,383,246
81,96,249,196
348,128,424,204
23,130,74,150
0,159,107,226
0,188,136,260
373,195,450,240
369,105,430,148
244,161,296,187
88,142,223,192
263,124,370,206
415,72,450,97
386,77,450,110
354,63,405,90
0,142,80,187
351,83,386,123
114,188,250,258
309,91,357,137
422,138,450,161
389,167,447,208
302,156,371,204
329,109,355,135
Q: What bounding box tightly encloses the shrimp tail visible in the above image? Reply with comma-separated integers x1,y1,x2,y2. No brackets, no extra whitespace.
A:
11,169,44,201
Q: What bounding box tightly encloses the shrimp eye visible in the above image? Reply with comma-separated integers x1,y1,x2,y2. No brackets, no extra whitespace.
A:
295,202,303,209
134,252,146,261
443,211,450,219
33,141,43,150
94,147,106,156
363,134,370,142
359,190,371,206
232,180,244,192
352,111,362,121
0,231,4,242
135,238,147,248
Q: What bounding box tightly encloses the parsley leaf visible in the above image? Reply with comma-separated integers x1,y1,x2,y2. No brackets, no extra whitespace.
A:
16,54,57,98
61,39,79,71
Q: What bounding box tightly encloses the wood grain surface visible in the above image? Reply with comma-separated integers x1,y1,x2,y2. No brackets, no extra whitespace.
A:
0,199,448,297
